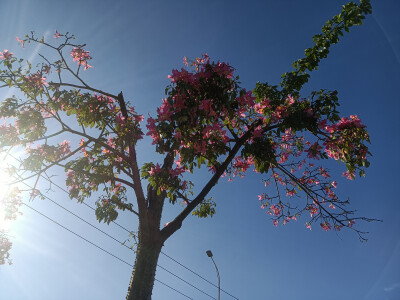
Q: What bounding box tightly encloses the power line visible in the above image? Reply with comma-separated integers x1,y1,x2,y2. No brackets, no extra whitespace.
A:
156,264,216,299
8,154,238,299
19,181,217,299
47,178,239,299
38,176,239,300
23,202,194,300
160,251,239,300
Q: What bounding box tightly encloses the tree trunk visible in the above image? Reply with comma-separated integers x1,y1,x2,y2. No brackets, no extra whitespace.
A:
126,237,163,300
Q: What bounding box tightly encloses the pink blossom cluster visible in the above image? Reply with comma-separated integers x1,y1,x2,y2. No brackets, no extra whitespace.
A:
1,188,22,221
25,72,48,87
147,55,271,167
320,221,331,231
148,163,162,176
258,163,344,230
319,115,369,164
0,123,19,146
0,234,13,265
269,204,282,216
70,47,92,70
25,140,71,160
66,169,97,199
231,156,254,178
0,49,13,60
94,94,143,127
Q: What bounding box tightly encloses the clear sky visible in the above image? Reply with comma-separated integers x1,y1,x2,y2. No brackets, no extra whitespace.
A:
0,0,399,299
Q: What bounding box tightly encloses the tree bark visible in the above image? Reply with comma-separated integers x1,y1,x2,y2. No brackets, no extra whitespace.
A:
126,185,167,300
126,236,163,300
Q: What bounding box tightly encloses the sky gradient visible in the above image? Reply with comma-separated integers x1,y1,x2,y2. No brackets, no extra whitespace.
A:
0,0,399,299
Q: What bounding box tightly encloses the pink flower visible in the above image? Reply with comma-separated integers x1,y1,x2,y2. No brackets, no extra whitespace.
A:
272,219,278,227
70,47,91,62
173,95,187,112
306,223,312,231
318,119,328,130
157,99,173,121
208,165,216,173
54,30,61,39
169,166,186,177
59,140,71,155
16,37,25,48
148,163,162,176
213,62,234,79
25,72,48,87
66,170,75,178
116,114,126,125
285,95,295,106
320,221,331,231
70,47,92,70
146,117,161,144
237,90,255,107
134,114,144,123
269,204,282,216
0,49,13,60
167,68,194,84
342,170,355,180
281,128,294,142
286,189,296,197
82,61,93,70
318,167,331,178
307,205,318,217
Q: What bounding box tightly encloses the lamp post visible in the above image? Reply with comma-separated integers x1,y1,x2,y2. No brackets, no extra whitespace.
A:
206,250,220,300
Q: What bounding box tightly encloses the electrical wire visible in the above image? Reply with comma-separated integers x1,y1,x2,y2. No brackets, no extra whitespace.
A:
19,181,216,299
160,251,239,300
8,154,238,299
23,202,194,300
38,177,239,299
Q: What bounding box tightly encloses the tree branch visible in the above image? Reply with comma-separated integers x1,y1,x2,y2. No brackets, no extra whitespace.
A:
160,121,261,241
49,82,119,100
11,142,89,184
116,92,147,219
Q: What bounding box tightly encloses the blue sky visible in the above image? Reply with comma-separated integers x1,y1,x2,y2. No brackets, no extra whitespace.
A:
0,0,399,299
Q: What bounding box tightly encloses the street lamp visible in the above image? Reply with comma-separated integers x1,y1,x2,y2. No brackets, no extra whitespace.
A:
206,250,220,300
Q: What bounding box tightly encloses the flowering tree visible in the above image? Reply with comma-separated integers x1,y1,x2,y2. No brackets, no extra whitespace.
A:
0,232,13,265
0,1,375,299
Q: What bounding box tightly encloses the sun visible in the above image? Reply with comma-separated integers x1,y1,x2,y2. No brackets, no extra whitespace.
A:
0,157,12,232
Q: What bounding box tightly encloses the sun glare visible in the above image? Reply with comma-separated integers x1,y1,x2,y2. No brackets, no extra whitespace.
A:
0,157,12,231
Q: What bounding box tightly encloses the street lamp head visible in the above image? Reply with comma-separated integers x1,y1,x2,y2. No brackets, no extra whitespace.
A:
206,250,213,257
